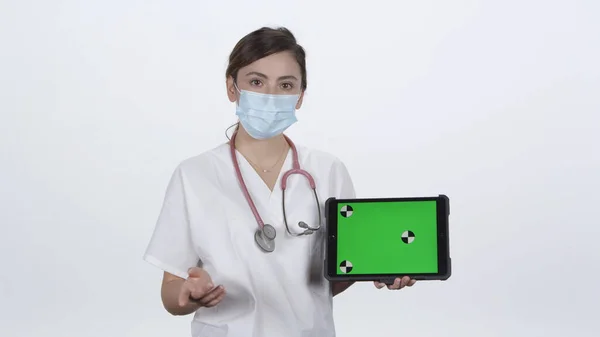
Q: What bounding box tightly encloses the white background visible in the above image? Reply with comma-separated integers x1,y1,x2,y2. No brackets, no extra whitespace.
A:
1,0,599,336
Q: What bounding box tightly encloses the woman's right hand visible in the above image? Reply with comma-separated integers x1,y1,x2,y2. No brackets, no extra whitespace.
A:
178,267,226,308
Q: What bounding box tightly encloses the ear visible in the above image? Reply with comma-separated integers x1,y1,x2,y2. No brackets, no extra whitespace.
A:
226,76,237,103
295,90,305,110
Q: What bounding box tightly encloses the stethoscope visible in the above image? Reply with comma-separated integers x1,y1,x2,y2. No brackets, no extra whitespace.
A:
229,131,322,252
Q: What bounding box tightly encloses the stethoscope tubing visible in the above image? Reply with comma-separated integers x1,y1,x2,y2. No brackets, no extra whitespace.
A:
229,131,321,235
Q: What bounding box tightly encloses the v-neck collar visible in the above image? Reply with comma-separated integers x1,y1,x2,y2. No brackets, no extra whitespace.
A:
234,148,291,202
233,148,294,229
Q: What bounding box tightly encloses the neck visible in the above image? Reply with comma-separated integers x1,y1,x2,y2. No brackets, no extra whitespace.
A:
233,127,288,163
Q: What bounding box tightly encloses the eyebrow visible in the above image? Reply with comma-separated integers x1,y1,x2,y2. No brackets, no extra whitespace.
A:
245,71,299,81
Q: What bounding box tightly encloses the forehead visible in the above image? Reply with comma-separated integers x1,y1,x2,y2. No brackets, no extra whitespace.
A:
239,51,301,78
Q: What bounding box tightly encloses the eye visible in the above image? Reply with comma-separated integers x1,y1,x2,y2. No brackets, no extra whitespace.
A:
281,82,294,90
250,79,262,87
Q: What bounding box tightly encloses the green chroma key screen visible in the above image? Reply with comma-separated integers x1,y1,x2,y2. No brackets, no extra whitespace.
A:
336,200,439,275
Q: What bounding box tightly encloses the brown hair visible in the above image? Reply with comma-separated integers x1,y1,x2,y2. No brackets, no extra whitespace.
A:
226,27,307,90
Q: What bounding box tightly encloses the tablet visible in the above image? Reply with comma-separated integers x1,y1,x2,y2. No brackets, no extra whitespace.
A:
324,195,451,284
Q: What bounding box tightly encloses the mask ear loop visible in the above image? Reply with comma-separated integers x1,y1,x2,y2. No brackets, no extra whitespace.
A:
233,82,242,94
225,80,242,140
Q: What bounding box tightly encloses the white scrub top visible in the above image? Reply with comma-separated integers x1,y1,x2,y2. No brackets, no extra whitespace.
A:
144,141,356,337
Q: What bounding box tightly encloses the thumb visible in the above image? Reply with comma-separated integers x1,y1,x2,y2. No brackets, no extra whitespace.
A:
374,281,386,289
187,267,204,278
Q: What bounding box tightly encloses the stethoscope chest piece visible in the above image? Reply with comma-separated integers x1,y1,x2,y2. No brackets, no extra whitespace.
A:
255,224,277,252
230,131,321,252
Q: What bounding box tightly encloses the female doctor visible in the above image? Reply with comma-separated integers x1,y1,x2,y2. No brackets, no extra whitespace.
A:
143,27,416,337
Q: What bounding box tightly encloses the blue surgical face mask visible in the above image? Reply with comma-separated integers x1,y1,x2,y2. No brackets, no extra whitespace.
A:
235,85,300,140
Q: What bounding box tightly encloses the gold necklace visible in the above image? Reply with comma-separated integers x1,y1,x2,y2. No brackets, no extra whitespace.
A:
244,144,288,173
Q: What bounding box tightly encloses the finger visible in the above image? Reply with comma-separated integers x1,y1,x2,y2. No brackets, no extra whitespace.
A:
197,286,224,305
178,282,192,307
204,288,227,307
190,282,221,303
187,267,204,278
387,277,402,290
400,276,411,288
407,279,417,287
374,281,386,289
190,286,215,301
190,281,216,299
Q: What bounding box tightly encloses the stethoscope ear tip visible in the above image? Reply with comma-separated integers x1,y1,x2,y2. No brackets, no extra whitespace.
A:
298,221,319,234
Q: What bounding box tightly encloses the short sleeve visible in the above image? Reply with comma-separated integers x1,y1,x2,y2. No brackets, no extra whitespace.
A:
143,166,199,279
329,158,356,199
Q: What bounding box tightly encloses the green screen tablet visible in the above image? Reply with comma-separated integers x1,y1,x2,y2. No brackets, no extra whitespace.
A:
324,195,451,283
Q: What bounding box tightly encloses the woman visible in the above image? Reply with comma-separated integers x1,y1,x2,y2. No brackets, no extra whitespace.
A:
144,26,416,337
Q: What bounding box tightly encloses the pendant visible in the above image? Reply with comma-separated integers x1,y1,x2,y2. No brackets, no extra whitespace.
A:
263,169,269,173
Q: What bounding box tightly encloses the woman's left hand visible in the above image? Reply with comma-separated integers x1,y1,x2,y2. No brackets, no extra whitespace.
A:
374,276,416,290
